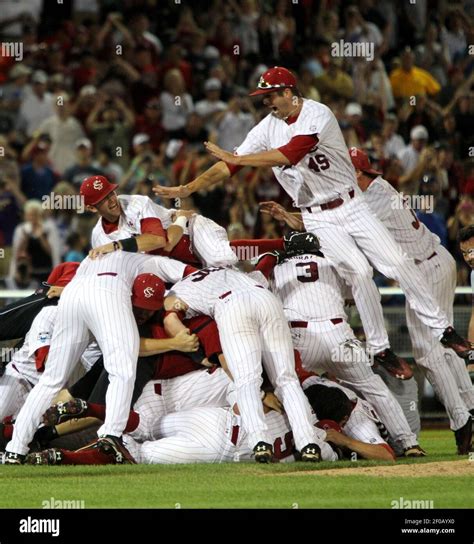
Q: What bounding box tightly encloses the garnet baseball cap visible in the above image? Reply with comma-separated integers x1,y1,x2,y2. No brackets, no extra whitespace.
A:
349,147,382,176
132,274,166,311
80,175,118,206
45,262,80,287
249,66,297,96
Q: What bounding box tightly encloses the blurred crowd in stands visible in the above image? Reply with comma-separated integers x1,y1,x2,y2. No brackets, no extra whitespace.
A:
0,0,473,293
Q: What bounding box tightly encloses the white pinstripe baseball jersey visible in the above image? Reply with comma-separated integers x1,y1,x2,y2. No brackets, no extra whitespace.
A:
271,254,346,321
74,252,187,288
235,99,359,207
91,195,173,248
170,267,264,318
363,176,439,261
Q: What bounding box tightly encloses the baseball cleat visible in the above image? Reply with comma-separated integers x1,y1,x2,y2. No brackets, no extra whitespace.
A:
403,445,427,458
440,327,473,361
374,349,413,380
2,451,25,465
454,417,472,455
42,398,89,426
300,443,322,462
253,441,274,463
96,436,136,464
25,448,63,466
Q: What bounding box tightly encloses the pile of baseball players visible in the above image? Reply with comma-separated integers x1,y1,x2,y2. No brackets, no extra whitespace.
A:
1,67,473,467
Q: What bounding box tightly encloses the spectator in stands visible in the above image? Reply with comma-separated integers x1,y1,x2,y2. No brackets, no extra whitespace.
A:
397,124,429,177
37,92,85,175
195,78,227,131
215,94,256,152
17,71,54,137
20,141,58,201
86,95,134,169
0,64,31,132
389,47,441,100
133,98,165,153
9,200,61,285
314,57,354,101
160,69,194,137
63,138,103,188
382,113,405,159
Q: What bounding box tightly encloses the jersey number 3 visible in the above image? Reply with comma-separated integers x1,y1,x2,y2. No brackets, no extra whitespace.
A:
296,262,319,283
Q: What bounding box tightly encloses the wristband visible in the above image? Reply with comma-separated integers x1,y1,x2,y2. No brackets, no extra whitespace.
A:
120,237,138,252
172,215,188,230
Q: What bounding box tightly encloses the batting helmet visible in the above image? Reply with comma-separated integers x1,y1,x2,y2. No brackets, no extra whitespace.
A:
283,231,322,257
132,274,165,311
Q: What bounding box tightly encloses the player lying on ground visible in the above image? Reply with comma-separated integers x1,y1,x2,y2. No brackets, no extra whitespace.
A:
24,376,394,465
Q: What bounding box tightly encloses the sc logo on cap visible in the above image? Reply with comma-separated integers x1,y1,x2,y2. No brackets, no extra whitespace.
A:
144,287,155,298
93,179,103,190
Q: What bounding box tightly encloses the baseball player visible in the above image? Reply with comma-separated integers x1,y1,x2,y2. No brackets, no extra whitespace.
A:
350,148,473,455
82,175,237,268
162,266,332,462
3,252,188,464
154,66,472,368
28,377,393,465
255,237,424,456
297,371,395,461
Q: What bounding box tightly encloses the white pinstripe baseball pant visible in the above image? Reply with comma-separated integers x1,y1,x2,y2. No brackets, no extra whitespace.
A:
406,246,474,431
302,197,450,353
214,287,324,450
6,276,140,455
292,319,418,450
124,407,236,464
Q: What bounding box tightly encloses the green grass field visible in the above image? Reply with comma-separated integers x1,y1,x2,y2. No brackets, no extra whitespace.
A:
1,430,472,509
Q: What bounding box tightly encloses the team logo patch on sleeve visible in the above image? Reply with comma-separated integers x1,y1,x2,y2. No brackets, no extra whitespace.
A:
37,331,52,343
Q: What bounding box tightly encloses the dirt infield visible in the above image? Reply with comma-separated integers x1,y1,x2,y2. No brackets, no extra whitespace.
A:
281,461,474,478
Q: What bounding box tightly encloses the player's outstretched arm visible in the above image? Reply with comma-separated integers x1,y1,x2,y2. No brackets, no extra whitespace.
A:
325,429,395,461
89,233,167,259
153,161,232,199
205,141,290,167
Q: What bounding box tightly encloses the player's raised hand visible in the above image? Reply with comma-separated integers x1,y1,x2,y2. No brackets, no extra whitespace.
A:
153,184,191,199
260,201,304,230
259,200,288,221
263,391,284,414
204,141,239,164
173,328,199,352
